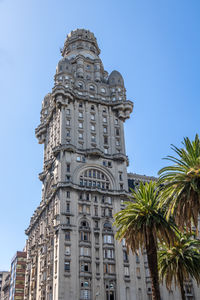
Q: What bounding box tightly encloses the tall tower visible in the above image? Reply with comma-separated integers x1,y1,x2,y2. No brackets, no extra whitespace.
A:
25,29,133,300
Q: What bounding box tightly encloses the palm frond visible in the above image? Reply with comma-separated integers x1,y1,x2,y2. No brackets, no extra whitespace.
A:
158,134,200,231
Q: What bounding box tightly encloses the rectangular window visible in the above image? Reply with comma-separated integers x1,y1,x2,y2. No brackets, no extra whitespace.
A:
124,266,129,276
86,206,90,214
80,262,90,272
115,128,120,136
136,254,140,263
91,124,95,131
136,267,141,278
91,114,95,120
91,135,96,142
119,172,123,181
80,247,90,256
103,117,107,123
66,164,70,172
104,235,113,244
104,249,114,259
67,191,70,198
123,250,128,261
79,122,83,128
116,139,120,146
115,118,118,125
145,267,150,277
79,132,83,139
65,231,70,241
104,264,115,274
104,136,108,144
102,208,105,217
94,206,98,216
79,112,83,118
95,234,99,244
79,204,83,213
80,232,89,241
104,148,108,154
66,119,70,126
103,127,107,133
64,261,70,272
96,263,100,273
66,130,70,137
107,197,112,204
66,109,70,115
80,290,90,299
80,247,84,256
66,202,70,212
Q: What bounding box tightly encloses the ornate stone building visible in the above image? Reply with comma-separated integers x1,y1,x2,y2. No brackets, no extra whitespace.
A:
24,29,198,300
0,272,9,300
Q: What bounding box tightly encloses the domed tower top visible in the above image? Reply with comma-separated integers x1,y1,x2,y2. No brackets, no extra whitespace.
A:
61,29,101,58
108,70,124,87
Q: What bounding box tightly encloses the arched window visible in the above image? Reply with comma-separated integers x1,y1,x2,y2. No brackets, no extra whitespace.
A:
89,85,95,91
79,168,110,190
100,87,106,93
102,107,107,113
104,222,112,230
80,220,89,228
77,81,84,89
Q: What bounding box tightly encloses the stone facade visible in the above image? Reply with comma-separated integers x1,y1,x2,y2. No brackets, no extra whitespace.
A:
24,29,199,300
2,273,10,300
0,272,9,300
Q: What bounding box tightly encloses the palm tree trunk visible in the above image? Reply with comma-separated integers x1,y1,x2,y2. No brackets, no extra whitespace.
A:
146,231,161,300
178,271,186,300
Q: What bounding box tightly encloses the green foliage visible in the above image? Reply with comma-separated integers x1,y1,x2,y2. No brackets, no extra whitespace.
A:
114,181,177,300
158,134,200,231
114,181,176,253
158,232,200,291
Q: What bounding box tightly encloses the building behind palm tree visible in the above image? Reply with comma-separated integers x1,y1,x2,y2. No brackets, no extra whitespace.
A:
23,29,200,300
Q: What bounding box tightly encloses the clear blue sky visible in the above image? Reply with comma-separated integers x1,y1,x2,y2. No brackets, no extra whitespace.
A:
0,0,199,270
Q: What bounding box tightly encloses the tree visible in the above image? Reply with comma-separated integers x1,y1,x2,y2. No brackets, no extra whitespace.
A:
158,232,200,300
158,134,200,231
114,181,176,300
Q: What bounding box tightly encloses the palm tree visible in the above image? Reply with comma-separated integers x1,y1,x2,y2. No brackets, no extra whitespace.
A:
158,134,200,231
113,181,176,300
158,232,200,300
